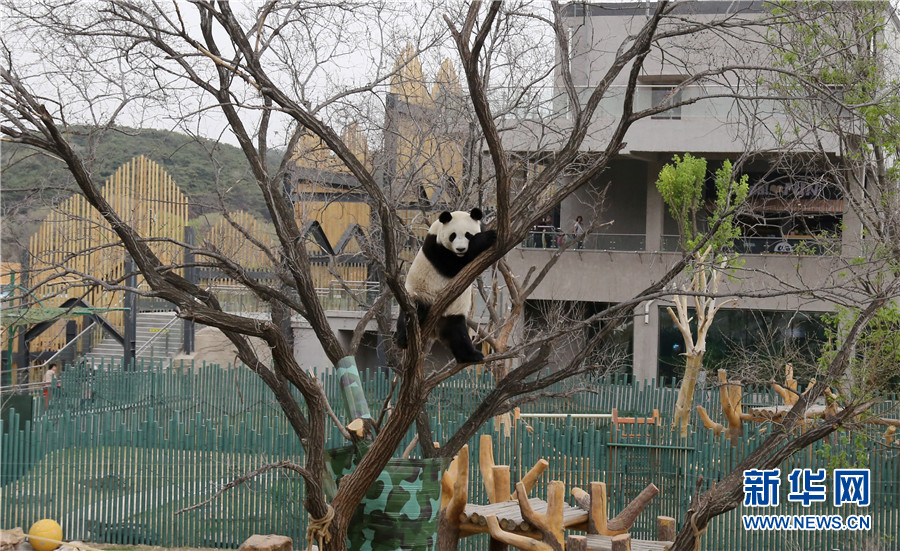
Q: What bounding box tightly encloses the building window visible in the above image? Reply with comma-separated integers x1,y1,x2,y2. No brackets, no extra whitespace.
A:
651,86,682,119
657,308,827,383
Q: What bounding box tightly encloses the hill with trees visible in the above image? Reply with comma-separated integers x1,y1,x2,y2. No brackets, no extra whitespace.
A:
2,126,277,218
1,127,279,262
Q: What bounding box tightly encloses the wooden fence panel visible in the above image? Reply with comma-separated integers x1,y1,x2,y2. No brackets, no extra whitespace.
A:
1,362,897,550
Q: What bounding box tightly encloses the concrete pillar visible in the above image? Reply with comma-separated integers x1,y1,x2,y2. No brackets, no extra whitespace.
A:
840,163,865,258
632,301,659,382
645,160,665,252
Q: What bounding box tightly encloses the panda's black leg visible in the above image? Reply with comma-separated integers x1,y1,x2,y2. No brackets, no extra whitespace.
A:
394,301,432,350
394,309,408,349
438,315,484,363
416,301,430,323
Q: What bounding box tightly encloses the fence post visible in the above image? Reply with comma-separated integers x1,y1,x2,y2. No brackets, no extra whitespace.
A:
123,257,138,370
182,226,195,355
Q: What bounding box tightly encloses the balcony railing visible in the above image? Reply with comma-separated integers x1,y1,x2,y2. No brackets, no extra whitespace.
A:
661,235,841,255
521,230,646,252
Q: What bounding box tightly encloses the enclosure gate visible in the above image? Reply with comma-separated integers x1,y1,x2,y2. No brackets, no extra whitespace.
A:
606,424,693,539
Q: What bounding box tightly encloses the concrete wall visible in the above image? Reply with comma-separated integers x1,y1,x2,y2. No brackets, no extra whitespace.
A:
563,160,648,236
506,246,846,380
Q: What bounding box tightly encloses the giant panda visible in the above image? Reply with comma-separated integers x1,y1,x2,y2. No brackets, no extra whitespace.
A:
395,208,497,363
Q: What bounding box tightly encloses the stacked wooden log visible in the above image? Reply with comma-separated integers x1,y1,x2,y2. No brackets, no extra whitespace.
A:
438,434,673,551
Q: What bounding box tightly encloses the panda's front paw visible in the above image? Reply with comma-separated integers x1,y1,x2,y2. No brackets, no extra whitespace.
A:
470,229,497,254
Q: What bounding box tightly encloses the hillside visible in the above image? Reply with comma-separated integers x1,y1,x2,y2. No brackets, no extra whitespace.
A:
1,127,285,263
1,126,281,219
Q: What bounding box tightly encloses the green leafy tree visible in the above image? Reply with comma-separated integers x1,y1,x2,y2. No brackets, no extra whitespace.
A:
656,154,749,437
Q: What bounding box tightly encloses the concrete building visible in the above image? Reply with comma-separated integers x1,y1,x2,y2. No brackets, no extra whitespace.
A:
504,1,874,381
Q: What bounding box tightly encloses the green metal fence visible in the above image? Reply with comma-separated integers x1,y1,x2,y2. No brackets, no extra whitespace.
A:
2,358,898,550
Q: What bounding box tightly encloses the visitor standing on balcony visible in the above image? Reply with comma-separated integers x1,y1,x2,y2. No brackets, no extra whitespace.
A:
539,215,556,248
573,216,586,249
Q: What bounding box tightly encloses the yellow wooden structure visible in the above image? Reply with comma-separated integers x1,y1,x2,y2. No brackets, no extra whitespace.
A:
440,436,673,551
25,156,188,352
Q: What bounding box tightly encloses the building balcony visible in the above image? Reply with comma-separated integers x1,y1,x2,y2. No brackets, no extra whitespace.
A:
504,84,781,123
521,231,840,256
661,235,841,256
498,84,832,154
522,230,646,252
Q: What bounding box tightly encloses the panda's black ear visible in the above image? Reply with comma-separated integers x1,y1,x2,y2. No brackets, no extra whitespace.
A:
439,211,453,224
470,208,483,221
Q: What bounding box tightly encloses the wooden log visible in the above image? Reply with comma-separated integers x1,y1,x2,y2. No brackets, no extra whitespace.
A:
772,383,792,405
565,535,587,551
803,378,816,394
590,481,609,535
611,534,632,551
785,363,798,404
886,426,897,446
571,486,590,511
516,481,565,550
437,444,469,549
445,445,469,525
696,406,725,436
485,515,551,551
571,482,609,535
591,482,609,536
480,434,498,503
657,516,676,542
494,465,511,502
717,370,742,441
513,459,550,499
608,483,659,533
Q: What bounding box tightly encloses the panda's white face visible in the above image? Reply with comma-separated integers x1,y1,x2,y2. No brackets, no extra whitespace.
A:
433,210,483,257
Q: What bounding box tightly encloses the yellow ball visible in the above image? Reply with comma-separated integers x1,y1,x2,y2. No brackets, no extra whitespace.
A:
28,519,63,551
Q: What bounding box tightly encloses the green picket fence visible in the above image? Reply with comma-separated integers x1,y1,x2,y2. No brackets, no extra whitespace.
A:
2,358,899,550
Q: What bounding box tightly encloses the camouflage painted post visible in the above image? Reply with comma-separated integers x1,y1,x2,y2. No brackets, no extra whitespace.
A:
325,442,448,551
336,355,372,421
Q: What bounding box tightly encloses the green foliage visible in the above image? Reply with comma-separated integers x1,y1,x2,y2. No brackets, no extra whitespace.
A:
819,305,900,393
655,154,749,255
656,153,706,248
768,1,900,155
815,430,869,472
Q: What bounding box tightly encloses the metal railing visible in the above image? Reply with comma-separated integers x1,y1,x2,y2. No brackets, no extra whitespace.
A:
521,230,646,252
661,235,841,255
206,282,380,315
134,315,182,358
2,322,105,388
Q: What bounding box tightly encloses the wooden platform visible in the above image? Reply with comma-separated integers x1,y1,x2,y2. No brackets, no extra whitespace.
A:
460,498,587,533
746,403,827,420
582,534,673,551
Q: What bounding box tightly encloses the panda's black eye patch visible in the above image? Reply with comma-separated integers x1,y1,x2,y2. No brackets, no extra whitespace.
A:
449,233,456,241
465,232,473,239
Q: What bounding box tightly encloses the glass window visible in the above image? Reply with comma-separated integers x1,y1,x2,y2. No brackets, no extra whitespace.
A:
651,86,682,119
658,308,827,383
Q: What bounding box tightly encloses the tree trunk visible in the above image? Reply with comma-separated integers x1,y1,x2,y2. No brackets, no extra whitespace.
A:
437,510,462,551
673,352,703,437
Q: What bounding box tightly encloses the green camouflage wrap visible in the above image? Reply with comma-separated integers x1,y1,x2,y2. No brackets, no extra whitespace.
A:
325,443,447,551
336,356,372,420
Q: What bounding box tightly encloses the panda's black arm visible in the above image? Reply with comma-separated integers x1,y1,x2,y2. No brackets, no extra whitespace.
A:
465,229,497,261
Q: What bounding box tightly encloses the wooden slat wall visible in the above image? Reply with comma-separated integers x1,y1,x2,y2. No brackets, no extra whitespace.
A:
27,156,188,352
